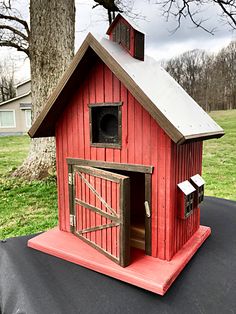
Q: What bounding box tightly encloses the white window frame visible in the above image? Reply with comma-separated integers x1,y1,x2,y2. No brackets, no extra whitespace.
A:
0,109,16,128
24,109,32,128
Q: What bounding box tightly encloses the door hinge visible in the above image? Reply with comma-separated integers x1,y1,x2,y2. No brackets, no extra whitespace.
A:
68,172,73,185
70,214,76,227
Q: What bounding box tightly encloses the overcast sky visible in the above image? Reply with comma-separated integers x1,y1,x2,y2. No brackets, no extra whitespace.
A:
0,0,235,82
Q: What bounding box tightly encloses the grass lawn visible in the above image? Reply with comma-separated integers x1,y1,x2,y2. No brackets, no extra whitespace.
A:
0,136,58,240
0,110,235,239
202,110,236,201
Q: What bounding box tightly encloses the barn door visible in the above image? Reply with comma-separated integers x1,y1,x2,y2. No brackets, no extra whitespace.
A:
69,165,130,267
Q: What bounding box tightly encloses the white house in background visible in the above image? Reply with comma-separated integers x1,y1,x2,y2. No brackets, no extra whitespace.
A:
0,79,31,136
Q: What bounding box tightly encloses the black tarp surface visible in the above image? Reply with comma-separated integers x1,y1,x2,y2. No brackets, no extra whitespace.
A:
1,196,236,314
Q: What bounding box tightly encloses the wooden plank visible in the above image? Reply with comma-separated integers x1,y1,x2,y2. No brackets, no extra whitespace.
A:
94,177,102,248
81,171,86,235
101,177,107,251
68,164,75,233
89,72,97,162
165,138,173,261
120,83,128,163
111,181,118,258
88,102,122,107
142,108,151,165
29,225,212,295
95,61,105,161
78,222,119,234
85,174,91,240
150,119,158,258
97,70,123,152
134,99,142,164
55,125,65,231
62,110,70,232
119,177,130,267
67,158,153,174
106,180,112,255
145,173,152,256
113,74,121,163
77,89,85,159
127,93,135,164
157,130,166,260
83,79,91,160
74,165,129,183
89,174,96,243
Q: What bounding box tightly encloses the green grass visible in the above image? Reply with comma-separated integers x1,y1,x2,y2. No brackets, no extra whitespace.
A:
0,110,235,239
0,136,58,240
202,110,236,201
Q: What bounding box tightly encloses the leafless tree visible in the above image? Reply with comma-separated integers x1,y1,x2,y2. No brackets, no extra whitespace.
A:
92,0,123,24
165,41,236,111
0,58,16,102
0,0,75,180
92,0,143,24
0,1,29,55
153,0,236,33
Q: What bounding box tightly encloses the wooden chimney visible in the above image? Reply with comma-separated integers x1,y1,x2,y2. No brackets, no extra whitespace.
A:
106,14,145,61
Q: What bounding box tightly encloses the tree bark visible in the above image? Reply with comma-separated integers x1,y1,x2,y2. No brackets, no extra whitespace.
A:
13,0,75,180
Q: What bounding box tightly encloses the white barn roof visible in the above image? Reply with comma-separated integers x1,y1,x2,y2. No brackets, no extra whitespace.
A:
29,33,224,143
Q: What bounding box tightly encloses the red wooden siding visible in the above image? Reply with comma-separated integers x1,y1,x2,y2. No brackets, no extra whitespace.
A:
166,141,203,260
55,56,203,260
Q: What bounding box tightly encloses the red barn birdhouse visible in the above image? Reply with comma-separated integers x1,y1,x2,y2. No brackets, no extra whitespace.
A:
28,14,224,295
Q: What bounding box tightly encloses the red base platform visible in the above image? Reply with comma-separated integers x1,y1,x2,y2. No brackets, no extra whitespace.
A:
28,225,211,295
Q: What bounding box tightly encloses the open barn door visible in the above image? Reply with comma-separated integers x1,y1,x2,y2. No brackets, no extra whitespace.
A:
69,165,130,267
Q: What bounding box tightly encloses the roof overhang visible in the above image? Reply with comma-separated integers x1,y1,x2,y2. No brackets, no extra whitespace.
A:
29,33,224,144
0,91,31,107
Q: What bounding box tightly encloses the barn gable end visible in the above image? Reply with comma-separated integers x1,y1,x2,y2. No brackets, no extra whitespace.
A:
29,33,224,144
54,53,203,261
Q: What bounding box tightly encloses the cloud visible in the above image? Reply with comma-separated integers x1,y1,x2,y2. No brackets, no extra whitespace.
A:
1,0,235,82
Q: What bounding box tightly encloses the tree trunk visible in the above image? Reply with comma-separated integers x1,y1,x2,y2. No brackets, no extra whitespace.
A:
13,0,75,180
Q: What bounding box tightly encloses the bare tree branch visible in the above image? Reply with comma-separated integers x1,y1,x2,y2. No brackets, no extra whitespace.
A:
0,40,29,56
0,25,28,40
156,0,236,32
215,0,236,28
0,13,30,35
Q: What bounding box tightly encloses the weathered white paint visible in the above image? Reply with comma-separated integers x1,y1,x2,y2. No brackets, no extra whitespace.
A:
190,174,205,187
178,180,196,195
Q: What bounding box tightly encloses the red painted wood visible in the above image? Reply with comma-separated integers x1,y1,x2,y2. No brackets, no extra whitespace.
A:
127,93,135,164
95,62,105,161
150,119,158,257
142,109,151,165
157,131,167,260
96,177,102,248
28,225,211,296
108,16,136,59
134,99,142,165
55,57,204,261
90,175,96,243
106,180,112,255
113,74,121,162
120,83,128,163
165,138,173,261
89,68,97,162
104,64,114,163
168,141,203,258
